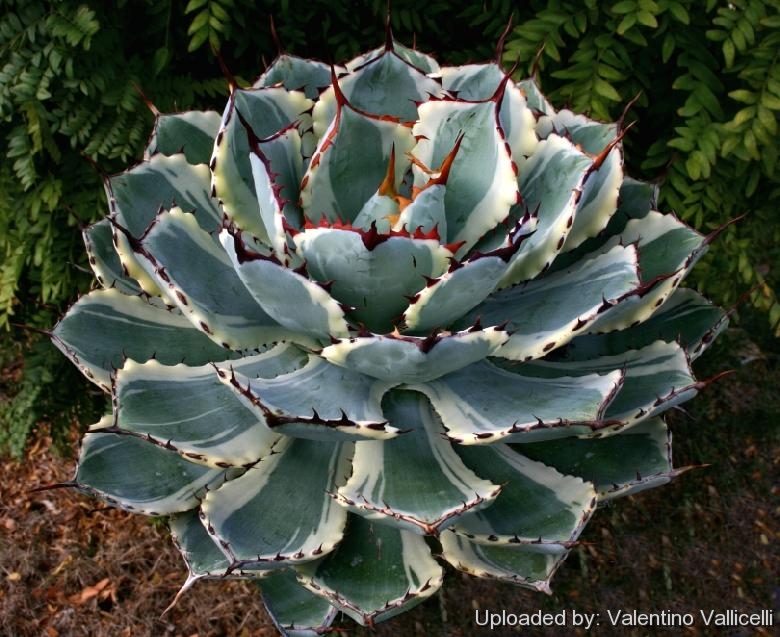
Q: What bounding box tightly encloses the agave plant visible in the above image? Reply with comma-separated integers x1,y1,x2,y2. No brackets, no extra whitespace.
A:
53,32,729,633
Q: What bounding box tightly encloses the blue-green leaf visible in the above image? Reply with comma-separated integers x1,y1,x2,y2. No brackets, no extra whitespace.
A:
201,438,350,566
296,514,443,625
52,289,237,390
334,390,500,534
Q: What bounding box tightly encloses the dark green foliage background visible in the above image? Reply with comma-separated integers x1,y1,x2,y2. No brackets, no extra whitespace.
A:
1,0,778,453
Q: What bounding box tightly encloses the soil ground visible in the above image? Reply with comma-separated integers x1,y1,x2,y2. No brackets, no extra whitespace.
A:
1,328,778,637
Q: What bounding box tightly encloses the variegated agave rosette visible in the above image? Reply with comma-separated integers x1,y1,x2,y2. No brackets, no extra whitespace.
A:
53,35,729,633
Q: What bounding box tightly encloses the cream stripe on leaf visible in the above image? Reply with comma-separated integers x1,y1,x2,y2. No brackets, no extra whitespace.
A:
296,513,443,626
548,175,659,274
336,50,444,121
113,346,306,467
519,417,679,501
439,63,504,97
215,354,401,441
52,289,237,390
391,182,446,236
75,422,229,516
409,360,621,444
448,445,596,546
201,438,350,566
562,147,623,252
536,109,618,154
334,390,500,535
107,153,221,237
133,208,309,350
461,244,640,362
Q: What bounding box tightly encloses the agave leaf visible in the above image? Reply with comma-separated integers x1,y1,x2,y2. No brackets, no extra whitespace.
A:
537,109,617,154
296,514,443,626
438,64,538,163
519,417,679,500
83,219,141,295
390,41,441,73
293,228,452,333
201,438,350,566
516,78,554,115
613,211,707,281
145,110,222,165
411,98,518,254
133,208,309,349
612,176,658,224
353,194,400,233
402,255,510,332
588,211,708,333
466,243,640,361
221,230,350,340
106,153,221,296
75,422,229,515
392,181,446,236
334,390,500,534
500,134,593,285
166,509,279,616
449,445,596,545
260,569,339,637
170,509,233,577
313,47,444,137
170,509,278,579
320,327,509,383
409,359,621,444
562,147,623,252
545,174,658,274
567,288,729,360
439,63,505,99
345,41,440,74
338,50,444,121
212,87,312,241
501,79,541,165
519,340,698,426
114,346,306,466
216,354,400,441
52,289,237,390
106,154,221,237
255,54,335,99
248,125,305,259
302,98,415,224
439,532,568,593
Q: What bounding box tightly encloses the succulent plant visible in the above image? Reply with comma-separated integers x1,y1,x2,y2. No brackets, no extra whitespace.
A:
53,31,729,633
